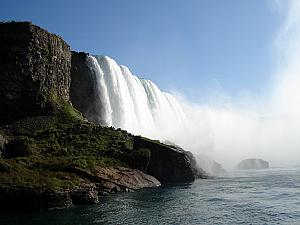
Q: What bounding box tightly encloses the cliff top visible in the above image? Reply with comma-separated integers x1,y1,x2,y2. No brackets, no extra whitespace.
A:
0,21,68,47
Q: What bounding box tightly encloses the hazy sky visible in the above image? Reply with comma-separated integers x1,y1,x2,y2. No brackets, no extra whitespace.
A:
0,0,282,103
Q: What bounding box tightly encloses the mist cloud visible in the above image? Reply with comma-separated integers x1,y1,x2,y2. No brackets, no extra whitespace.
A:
167,0,300,169
84,1,300,170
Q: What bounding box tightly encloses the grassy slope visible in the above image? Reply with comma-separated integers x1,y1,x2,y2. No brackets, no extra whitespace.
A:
0,96,142,190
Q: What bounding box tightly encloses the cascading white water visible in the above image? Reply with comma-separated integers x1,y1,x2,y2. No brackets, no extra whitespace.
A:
86,55,186,140
82,54,300,170
86,56,113,126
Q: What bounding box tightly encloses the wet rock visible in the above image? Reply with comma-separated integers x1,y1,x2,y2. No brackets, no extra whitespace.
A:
93,166,161,191
70,186,99,205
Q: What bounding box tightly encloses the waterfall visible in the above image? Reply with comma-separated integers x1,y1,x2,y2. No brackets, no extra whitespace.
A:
85,55,186,140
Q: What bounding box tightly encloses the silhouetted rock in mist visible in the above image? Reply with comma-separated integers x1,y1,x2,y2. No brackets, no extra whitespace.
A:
195,154,226,176
237,158,269,170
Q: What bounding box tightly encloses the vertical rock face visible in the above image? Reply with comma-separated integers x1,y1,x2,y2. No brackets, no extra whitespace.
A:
0,22,71,124
70,51,102,124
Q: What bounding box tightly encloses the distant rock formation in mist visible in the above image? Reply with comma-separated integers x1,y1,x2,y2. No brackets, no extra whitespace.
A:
237,158,269,170
194,154,226,176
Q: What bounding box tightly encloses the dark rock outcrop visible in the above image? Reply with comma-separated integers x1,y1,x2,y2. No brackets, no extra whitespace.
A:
0,186,72,214
69,186,99,205
0,22,71,124
134,136,205,183
237,158,269,170
70,52,102,124
185,151,209,178
70,51,105,125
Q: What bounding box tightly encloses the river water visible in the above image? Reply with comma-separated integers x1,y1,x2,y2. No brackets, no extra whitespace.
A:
1,167,299,225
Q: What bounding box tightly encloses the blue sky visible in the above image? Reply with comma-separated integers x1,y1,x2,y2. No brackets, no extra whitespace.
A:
0,0,282,103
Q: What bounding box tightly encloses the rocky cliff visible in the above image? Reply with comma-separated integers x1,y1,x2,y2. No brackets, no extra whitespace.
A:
0,22,71,124
70,51,103,124
134,136,201,183
0,22,204,214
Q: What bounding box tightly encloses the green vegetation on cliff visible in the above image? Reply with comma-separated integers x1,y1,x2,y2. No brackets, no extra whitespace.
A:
0,97,139,189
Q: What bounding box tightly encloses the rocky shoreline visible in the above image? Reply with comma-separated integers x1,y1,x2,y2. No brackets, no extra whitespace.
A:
0,117,201,214
0,165,161,214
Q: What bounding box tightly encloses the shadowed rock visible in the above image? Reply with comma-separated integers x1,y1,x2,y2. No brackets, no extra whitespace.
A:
70,51,105,124
194,154,226,176
237,158,269,170
0,22,71,124
134,136,207,183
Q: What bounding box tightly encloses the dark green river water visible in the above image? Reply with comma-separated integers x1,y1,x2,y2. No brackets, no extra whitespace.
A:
0,167,299,224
